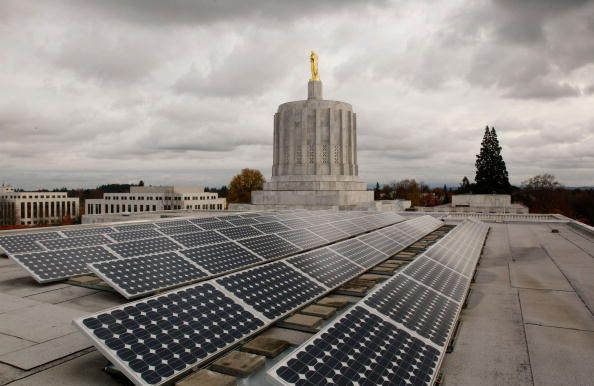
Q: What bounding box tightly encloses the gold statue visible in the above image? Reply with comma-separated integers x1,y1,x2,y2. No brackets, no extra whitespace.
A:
310,51,320,81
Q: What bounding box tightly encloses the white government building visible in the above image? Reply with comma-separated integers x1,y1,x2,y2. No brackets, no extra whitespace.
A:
84,186,226,216
0,184,79,226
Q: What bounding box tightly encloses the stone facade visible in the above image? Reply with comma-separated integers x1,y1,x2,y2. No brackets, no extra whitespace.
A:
250,79,373,208
0,185,79,226
84,186,226,216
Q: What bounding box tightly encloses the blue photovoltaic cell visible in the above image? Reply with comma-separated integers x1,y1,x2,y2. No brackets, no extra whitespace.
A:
330,239,386,268
157,224,201,236
180,242,263,274
277,229,327,250
39,235,111,250
171,231,229,248
76,283,265,385
61,227,115,237
155,220,191,228
237,234,301,260
364,275,458,347
273,306,440,386
109,237,182,258
286,249,363,288
90,252,207,298
0,232,61,253
216,262,325,319
108,229,164,242
216,226,264,240
11,246,118,282
194,221,234,231
114,223,157,232
402,256,468,302
253,222,291,234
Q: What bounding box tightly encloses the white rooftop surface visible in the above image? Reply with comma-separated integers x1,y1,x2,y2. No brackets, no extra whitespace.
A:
0,221,592,385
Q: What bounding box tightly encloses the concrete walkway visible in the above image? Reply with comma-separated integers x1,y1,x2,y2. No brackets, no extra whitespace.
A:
443,223,594,386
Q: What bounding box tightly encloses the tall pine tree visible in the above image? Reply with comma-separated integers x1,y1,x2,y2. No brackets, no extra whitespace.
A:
474,126,510,194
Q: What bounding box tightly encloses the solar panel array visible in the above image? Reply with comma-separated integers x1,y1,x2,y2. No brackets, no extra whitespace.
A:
269,219,489,386
74,215,443,386
1,210,405,288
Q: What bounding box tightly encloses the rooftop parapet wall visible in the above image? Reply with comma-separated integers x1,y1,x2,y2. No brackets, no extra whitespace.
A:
452,194,512,208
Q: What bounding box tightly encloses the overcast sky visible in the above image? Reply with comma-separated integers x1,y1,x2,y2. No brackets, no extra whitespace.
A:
1,0,593,190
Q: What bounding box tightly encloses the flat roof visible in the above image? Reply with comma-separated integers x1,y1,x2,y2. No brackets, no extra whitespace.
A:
0,221,592,385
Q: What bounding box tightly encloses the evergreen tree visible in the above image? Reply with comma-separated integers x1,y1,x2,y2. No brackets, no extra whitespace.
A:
474,126,511,194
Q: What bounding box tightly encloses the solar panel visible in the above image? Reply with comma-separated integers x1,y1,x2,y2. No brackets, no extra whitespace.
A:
216,215,243,221
108,229,164,242
238,212,262,218
216,262,326,319
61,227,116,237
364,276,458,347
237,234,301,260
195,221,234,230
402,256,468,302
89,252,208,299
216,226,264,240
188,217,220,225
270,306,440,386
170,230,229,248
10,246,119,283
277,229,327,250
254,215,280,223
228,218,259,226
349,217,377,231
109,237,182,258
154,220,191,228
75,283,266,386
180,242,263,274
379,226,416,245
114,223,157,232
359,232,403,256
157,224,201,236
39,234,112,250
0,232,61,254
286,249,363,288
253,221,291,234
281,218,312,229
329,239,386,268
307,224,348,242
331,220,366,236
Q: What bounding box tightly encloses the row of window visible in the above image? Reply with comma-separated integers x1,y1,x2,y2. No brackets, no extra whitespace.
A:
87,202,224,215
104,195,217,201
186,204,224,210
0,194,68,200
104,196,183,201
19,201,76,219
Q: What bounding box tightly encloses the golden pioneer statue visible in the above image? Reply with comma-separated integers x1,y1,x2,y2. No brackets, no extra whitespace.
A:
310,51,320,81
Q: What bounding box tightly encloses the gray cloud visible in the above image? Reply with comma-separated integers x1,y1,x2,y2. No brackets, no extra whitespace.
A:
0,0,593,190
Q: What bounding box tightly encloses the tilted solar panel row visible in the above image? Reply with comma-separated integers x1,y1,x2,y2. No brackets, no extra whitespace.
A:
74,216,444,386
0,209,328,254
92,213,432,299
269,219,489,386
90,212,408,299
5,211,402,284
